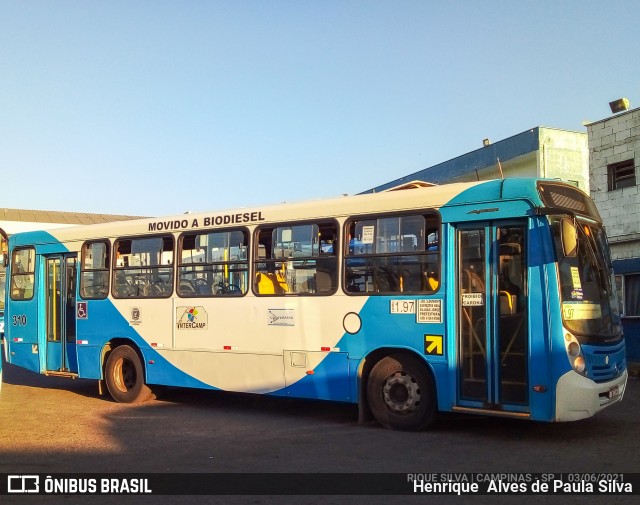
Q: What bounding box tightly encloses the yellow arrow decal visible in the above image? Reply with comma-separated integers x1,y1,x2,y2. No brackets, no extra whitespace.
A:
424,335,443,355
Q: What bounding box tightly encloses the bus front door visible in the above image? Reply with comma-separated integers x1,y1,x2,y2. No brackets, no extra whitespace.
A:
456,223,529,414
45,254,78,373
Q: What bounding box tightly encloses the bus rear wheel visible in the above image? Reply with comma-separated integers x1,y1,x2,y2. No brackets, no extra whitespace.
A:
366,354,436,431
104,345,153,403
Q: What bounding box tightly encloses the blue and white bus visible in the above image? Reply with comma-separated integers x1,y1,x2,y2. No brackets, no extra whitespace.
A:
0,179,627,430
0,228,7,390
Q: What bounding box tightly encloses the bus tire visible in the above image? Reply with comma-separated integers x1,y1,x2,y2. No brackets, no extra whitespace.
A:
366,354,436,431
104,345,153,403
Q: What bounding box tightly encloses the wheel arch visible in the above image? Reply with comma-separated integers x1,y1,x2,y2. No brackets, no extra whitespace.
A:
100,338,146,380
357,347,438,425
101,338,154,403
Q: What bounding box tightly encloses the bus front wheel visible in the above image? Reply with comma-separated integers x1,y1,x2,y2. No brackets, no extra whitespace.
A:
366,354,436,431
104,345,153,403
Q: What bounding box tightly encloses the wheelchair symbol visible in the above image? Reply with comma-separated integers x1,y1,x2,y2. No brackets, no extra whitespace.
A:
77,302,88,319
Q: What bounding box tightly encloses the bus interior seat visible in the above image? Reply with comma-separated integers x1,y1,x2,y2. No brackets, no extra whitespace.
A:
373,267,397,292
195,280,211,296
399,265,421,292
462,268,484,293
314,269,334,293
179,280,197,296
425,272,439,291
499,291,517,314
255,272,288,294
499,242,523,314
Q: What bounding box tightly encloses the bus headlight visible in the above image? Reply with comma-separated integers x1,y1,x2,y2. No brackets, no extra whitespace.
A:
564,332,587,377
573,356,586,374
567,341,580,357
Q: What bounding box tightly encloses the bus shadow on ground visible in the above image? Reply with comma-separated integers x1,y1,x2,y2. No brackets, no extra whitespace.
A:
148,385,361,426
1,359,99,396
3,352,636,440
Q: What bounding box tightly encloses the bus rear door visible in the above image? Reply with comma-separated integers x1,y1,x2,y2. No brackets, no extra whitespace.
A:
44,254,78,374
455,222,529,415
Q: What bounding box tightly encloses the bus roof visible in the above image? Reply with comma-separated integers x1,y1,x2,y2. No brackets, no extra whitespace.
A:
7,178,587,246
0,207,144,235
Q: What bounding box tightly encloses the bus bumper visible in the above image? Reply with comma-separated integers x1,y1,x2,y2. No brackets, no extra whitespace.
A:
555,369,628,422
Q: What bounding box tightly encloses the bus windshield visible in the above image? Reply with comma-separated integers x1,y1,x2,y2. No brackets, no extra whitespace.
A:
551,216,622,342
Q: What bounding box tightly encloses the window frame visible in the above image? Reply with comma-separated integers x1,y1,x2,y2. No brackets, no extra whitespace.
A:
112,234,175,299
343,210,441,296
607,158,636,191
79,240,111,300
253,219,339,296
10,247,36,301
621,273,640,318
177,227,250,298
614,274,625,317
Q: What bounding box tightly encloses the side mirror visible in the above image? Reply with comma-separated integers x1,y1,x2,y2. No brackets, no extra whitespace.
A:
561,218,578,257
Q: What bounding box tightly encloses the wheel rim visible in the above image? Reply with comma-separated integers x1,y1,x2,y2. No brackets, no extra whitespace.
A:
113,358,136,393
382,371,421,414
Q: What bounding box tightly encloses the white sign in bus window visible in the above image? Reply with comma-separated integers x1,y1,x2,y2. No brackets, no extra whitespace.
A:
562,302,602,320
361,226,375,244
417,299,442,323
570,266,582,289
462,293,484,306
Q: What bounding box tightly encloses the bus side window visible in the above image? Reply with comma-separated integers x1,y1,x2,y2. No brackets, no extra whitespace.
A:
112,236,174,299
80,241,110,299
178,230,249,297
10,248,35,300
254,221,338,296
344,213,440,295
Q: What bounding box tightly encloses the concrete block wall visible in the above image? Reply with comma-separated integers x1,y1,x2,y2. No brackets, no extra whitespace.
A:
539,128,589,191
467,129,588,188
589,108,640,362
588,108,640,256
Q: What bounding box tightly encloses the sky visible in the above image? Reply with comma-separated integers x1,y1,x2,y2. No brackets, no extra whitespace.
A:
1,0,638,217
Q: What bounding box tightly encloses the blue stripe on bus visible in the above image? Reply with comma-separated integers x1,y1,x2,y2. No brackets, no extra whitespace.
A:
270,352,352,402
77,300,216,391
9,231,64,251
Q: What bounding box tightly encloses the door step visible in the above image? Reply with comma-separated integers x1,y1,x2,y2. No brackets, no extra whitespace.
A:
452,406,530,419
44,371,79,379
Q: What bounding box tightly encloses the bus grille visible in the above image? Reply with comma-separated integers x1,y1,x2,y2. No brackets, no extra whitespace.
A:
585,340,626,383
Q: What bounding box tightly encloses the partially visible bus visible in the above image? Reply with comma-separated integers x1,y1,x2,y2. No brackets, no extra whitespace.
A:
0,228,6,390
0,210,142,391
0,179,627,429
